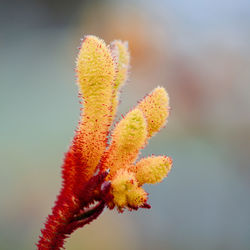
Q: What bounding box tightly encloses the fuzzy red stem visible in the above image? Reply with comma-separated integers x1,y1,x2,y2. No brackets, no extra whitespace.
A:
37,196,105,250
37,165,109,249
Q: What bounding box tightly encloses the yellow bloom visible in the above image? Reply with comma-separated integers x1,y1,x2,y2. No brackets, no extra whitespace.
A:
76,35,172,211
37,35,173,249
102,108,147,178
111,40,130,91
110,40,130,120
109,155,172,210
131,155,173,186
110,169,147,211
138,87,169,138
76,35,116,178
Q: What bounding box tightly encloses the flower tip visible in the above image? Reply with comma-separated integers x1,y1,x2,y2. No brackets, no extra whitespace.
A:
132,155,172,186
76,35,115,97
138,86,170,138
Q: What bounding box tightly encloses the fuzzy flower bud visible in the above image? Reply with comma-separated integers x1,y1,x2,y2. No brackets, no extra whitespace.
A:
102,109,147,178
111,40,130,91
110,169,147,211
138,87,169,138
76,35,115,177
110,40,130,120
132,156,172,186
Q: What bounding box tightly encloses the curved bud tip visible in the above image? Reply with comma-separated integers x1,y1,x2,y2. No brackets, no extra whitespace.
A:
126,186,148,209
77,35,115,100
138,87,170,138
110,40,130,90
110,40,130,121
133,155,172,186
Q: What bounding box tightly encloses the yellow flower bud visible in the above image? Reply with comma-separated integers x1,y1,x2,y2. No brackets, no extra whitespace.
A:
77,35,115,100
126,186,147,208
132,156,172,186
110,169,136,210
102,109,147,178
76,35,116,177
111,169,136,192
111,40,130,91
110,169,147,211
110,40,130,120
138,87,169,138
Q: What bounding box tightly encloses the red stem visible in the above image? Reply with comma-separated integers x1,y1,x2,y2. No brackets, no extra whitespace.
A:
37,196,105,250
37,170,109,249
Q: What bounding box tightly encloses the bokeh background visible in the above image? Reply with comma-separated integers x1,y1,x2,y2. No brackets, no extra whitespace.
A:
1,0,250,249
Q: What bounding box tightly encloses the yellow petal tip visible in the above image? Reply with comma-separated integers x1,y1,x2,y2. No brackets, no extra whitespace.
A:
138,87,170,138
133,155,172,185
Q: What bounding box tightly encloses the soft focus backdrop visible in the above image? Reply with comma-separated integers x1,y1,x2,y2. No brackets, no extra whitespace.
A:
1,0,250,249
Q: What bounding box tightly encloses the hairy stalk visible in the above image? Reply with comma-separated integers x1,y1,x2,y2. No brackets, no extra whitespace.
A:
37,170,109,249
37,198,105,249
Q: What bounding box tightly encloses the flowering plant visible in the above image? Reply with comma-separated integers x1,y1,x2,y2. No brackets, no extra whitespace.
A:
37,36,172,249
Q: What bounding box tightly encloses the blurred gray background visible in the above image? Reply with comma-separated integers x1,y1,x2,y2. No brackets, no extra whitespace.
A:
0,0,250,249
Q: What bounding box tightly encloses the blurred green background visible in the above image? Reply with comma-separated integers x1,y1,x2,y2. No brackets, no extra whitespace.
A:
1,0,250,249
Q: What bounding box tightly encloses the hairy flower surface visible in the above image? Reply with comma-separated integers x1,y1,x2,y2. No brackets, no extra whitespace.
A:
37,35,172,250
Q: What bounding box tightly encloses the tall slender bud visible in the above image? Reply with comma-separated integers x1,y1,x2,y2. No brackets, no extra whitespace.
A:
110,40,130,119
76,35,116,178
